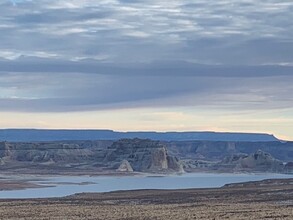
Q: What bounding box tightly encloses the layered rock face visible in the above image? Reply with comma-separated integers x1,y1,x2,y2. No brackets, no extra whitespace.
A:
0,139,184,173
166,141,293,162
284,162,293,174
219,150,284,172
105,139,183,172
0,139,292,174
240,150,283,170
0,141,96,164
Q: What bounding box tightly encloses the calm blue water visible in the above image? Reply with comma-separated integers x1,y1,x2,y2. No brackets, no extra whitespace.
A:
0,173,290,199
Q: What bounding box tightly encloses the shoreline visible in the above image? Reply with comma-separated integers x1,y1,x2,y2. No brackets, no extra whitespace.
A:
0,178,292,219
0,172,291,194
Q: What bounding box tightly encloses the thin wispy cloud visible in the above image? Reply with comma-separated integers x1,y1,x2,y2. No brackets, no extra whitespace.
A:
0,0,292,63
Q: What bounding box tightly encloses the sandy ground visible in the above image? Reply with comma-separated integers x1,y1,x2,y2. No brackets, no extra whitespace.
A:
0,178,292,219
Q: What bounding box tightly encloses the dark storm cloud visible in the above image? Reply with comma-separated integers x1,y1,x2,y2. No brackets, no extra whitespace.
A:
0,0,292,112
0,67,292,112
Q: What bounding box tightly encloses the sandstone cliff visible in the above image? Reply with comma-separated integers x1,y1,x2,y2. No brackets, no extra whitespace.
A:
166,141,293,162
105,139,183,173
219,150,284,172
0,139,291,174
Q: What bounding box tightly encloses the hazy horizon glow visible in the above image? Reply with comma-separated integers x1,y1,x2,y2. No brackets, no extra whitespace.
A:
0,0,292,140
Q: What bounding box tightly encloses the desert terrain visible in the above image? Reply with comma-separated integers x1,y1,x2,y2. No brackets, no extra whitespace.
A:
0,178,292,219
0,136,292,219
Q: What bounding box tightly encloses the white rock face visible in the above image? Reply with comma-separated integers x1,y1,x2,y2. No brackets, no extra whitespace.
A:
117,159,134,172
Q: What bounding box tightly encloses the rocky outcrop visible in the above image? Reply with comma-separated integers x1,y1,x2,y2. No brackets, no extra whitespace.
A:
240,150,283,170
284,162,293,174
117,160,134,172
166,141,293,162
0,141,98,164
105,139,183,173
218,150,284,172
167,156,185,173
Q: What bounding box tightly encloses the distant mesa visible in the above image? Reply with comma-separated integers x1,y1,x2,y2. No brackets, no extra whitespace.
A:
0,129,279,142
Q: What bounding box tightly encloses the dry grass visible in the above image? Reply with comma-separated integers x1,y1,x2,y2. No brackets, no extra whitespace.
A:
0,201,292,220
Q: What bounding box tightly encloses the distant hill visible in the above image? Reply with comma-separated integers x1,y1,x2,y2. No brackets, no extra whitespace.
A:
0,129,278,142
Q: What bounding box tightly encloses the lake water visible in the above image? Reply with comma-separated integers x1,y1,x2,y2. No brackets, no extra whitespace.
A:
0,173,291,199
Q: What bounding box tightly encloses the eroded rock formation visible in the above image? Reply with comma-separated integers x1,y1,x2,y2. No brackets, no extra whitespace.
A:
105,139,183,172
219,150,284,172
117,160,134,172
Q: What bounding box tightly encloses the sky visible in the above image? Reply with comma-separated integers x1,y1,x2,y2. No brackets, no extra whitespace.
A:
0,0,293,140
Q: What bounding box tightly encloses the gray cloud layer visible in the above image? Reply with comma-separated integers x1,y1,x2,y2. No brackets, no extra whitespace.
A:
0,0,292,112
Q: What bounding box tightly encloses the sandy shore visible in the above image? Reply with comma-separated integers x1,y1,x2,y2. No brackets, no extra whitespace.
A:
0,178,292,219
0,180,44,191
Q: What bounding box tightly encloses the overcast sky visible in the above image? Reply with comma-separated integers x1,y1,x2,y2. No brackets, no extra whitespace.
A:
0,0,293,140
